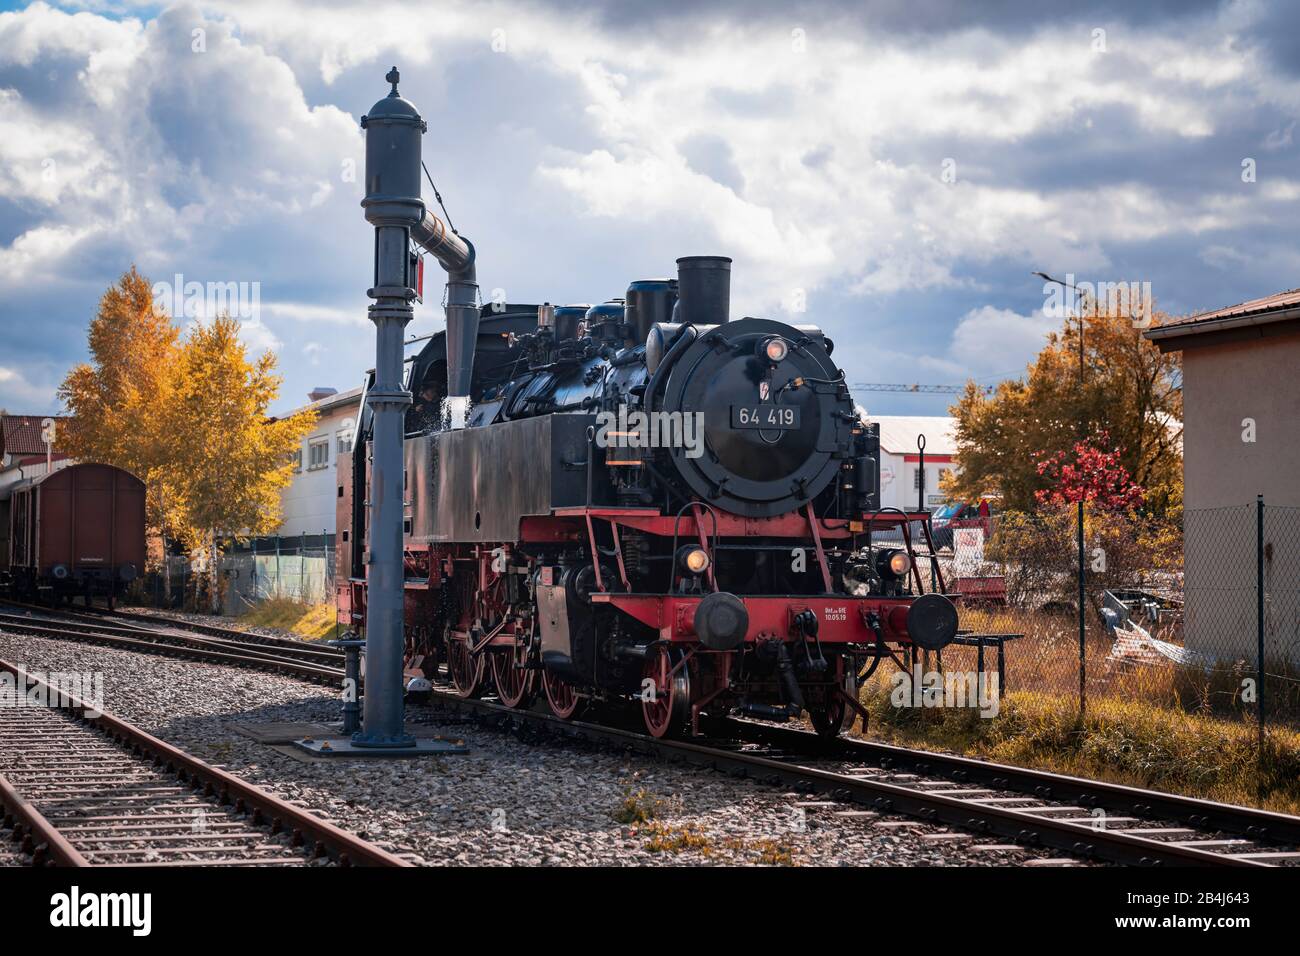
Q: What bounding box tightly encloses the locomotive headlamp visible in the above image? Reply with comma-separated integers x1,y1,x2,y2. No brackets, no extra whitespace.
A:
678,546,711,575
762,337,789,363
876,548,911,579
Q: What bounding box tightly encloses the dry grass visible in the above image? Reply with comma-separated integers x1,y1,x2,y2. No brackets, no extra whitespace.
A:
928,602,1300,718
614,784,667,825
642,823,713,854
239,597,340,642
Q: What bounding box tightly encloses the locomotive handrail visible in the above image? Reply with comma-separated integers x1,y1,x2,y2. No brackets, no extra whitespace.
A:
637,324,700,513
864,506,918,593
670,500,720,592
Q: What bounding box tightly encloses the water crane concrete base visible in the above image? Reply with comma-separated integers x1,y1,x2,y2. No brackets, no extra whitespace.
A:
291,735,469,758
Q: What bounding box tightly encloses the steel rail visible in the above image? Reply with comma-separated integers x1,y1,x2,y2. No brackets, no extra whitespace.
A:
5,600,331,653
0,616,344,684
0,657,408,868
0,610,344,667
422,692,1288,868
0,772,90,866
722,720,1300,847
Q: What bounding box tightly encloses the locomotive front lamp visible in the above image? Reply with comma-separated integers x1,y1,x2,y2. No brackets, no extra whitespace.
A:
679,546,711,575
877,548,911,579
762,337,790,363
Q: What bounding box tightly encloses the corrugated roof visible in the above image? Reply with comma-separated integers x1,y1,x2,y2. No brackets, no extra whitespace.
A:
1160,288,1300,329
1,415,65,457
276,384,364,420
865,415,957,456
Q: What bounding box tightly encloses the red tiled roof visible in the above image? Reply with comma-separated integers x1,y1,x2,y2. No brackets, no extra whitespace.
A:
1160,288,1300,329
0,415,66,457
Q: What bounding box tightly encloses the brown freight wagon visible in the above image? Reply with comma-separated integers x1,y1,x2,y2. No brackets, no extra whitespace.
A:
1,463,146,606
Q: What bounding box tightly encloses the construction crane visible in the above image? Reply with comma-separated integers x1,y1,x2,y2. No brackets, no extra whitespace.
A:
850,382,993,395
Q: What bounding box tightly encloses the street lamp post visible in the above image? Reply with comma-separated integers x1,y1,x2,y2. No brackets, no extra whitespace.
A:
1033,271,1086,387
1033,271,1088,717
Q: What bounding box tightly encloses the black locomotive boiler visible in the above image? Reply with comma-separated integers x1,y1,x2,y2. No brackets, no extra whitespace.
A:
339,250,959,738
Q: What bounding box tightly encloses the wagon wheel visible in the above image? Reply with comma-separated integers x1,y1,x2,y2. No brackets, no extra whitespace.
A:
445,633,485,698
492,645,537,709
809,664,858,738
641,644,691,739
542,669,586,720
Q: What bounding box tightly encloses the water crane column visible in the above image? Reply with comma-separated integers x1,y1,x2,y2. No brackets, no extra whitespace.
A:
353,68,426,747
293,68,469,759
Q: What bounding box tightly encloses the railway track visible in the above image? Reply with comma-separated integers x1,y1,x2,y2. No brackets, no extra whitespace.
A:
1,600,336,655
427,694,1300,868
0,606,344,684
0,658,408,867
4,607,1299,867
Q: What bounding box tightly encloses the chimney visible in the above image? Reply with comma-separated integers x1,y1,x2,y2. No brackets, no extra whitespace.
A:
308,387,338,403
675,256,731,326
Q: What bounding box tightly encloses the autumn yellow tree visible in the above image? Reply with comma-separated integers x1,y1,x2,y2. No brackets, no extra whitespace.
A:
944,303,1183,517
160,314,316,610
58,267,181,587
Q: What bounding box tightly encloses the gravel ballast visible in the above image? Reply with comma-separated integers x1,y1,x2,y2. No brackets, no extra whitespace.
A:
0,627,1075,867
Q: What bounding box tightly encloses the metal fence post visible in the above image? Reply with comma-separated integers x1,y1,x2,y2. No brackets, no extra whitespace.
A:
1077,498,1086,718
1256,494,1265,765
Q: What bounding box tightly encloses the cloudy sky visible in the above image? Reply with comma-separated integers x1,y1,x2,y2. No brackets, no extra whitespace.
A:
1,0,1298,417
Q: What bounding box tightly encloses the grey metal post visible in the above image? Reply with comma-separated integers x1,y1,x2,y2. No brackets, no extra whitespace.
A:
1078,499,1086,717
1257,494,1265,760
916,434,926,513
353,67,426,748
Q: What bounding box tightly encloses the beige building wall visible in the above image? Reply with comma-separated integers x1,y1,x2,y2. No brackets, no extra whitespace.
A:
1178,329,1300,664
1181,329,1300,511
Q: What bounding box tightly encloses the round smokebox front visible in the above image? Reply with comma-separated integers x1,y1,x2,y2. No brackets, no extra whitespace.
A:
661,318,852,518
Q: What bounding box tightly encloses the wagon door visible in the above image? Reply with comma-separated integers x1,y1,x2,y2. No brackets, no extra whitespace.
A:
69,465,115,573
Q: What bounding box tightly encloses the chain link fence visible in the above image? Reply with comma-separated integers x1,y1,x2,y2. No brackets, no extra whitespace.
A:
223,533,336,612
860,498,1299,801
132,534,336,614
907,501,1300,727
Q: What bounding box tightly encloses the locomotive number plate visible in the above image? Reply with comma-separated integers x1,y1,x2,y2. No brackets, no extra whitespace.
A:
731,405,800,429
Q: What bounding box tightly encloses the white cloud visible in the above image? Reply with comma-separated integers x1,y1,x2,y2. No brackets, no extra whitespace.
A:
0,2,362,284
4,0,1300,413
0,364,58,410
263,301,368,325
918,305,1058,381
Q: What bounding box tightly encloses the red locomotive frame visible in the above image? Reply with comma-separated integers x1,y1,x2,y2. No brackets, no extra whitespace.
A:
339,484,948,737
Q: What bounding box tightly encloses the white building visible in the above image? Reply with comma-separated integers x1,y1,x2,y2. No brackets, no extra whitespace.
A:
0,415,71,500
274,386,363,537
865,415,959,511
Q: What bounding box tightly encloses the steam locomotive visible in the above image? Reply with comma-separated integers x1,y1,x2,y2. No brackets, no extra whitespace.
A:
338,256,958,738
338,69,957,739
